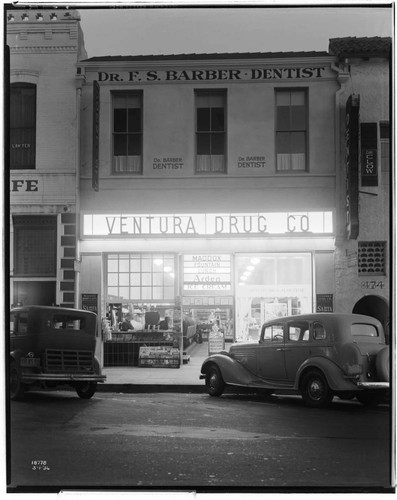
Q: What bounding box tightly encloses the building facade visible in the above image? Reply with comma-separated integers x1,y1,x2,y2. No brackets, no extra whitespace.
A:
7,8,86,308
7,7,392,347
329,37,391,343
77,50,338,343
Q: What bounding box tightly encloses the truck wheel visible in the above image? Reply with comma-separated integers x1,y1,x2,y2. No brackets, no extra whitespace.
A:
10,361,25,401
376,347,389,382
76,382,97,399
205,365,225,397
300,370,333,408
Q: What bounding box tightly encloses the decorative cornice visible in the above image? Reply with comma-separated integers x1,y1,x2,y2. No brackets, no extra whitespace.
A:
10,46,79,54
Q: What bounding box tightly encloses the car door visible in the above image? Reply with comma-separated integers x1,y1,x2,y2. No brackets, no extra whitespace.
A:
283,319,312,381
256,323,287,381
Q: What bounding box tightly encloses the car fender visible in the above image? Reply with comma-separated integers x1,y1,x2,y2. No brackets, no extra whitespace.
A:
201,353,264,387
295,356,358,391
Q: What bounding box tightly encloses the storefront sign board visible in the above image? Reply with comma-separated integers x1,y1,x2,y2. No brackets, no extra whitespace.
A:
83,212,333,237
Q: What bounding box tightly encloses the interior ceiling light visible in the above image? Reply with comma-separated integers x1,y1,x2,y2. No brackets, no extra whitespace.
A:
241,275,248,281
154,259,163,266
250,258,260,265
247,265,255,271
164,266,172,273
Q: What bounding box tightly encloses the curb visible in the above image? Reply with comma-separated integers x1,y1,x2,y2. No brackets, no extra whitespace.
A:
97,384,206,394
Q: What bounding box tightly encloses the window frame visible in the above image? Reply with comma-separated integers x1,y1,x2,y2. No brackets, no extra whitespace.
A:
10,82,37,170
195,89,227,174
275,88,308,173
13,215,57,277
111,91,143,175
106,253,176,302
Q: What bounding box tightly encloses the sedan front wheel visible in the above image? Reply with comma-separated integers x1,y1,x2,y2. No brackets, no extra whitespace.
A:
205,365,225,397
300,370,333,408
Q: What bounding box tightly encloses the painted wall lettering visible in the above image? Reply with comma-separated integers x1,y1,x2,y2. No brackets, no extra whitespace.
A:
153,157,184,170
95,66,327,84
237,156,266,168
11,179,39,192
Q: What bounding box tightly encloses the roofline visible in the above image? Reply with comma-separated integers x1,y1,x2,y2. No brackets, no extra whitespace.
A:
78,54,336,70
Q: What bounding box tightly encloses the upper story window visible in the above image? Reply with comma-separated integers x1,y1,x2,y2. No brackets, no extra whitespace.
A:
10,83,36,169
195,90,226,174
112,92,142,174
275,89,307,172
13,215,57,277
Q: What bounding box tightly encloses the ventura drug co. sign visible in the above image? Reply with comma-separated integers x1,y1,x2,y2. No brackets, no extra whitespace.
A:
83,212,333,237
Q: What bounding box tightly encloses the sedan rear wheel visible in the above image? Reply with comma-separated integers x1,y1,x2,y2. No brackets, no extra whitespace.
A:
205,365,225,397
301,370,333,408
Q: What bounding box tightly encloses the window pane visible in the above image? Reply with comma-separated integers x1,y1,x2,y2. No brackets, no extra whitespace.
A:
130,273,140,286
277,106,290,130
153,273,163,286
130,259,140,272
211,133,225,154
108,274,118,286
291,132,306,153
276,132,291,153
291,105,306,129
114,135,127,155
119,259,129,273
108,260,118,272
119,274,129,286
197,108,210,131
291,91,305,106
276,92,290,106
128,108,141,132
128,135,141,155
119,287,129,300
142,273,151,285
197,133,211,154
142,259,151,272
211,108,224,131
114,109,127,133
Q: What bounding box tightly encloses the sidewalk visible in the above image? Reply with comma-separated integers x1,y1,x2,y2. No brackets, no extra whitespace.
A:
98,341,213,393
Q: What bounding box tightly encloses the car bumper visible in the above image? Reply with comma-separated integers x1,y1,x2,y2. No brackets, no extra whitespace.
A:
21,373,106,383
357,381,389,389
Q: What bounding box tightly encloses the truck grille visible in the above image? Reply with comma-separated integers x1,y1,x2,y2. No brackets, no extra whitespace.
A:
45,349,94,373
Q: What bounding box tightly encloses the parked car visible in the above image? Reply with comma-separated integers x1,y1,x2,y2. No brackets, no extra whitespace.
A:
200,313,390,407
9,306,106,400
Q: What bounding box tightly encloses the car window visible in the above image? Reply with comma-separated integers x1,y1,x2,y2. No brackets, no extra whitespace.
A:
313,322,326,340
288,321,310,342
351,323,378,337
52,314,86,331
10,312,29,336
263,325,284,342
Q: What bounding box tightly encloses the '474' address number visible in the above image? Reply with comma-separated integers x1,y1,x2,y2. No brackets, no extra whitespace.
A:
361,281,385,290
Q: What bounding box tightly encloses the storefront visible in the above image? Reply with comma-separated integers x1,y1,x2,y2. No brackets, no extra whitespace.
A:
79,210,335,365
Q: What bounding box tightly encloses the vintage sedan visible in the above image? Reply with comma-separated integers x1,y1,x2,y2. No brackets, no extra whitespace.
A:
200,313,390,407
10,306,106,400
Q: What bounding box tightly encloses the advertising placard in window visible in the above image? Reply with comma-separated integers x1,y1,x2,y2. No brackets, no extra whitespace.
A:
183,254,232,292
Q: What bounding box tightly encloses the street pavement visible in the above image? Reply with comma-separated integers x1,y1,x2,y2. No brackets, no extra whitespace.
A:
99,340,215,393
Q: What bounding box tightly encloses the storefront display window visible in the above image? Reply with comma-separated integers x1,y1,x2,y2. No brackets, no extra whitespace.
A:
107,253,175,302
235,253,312,342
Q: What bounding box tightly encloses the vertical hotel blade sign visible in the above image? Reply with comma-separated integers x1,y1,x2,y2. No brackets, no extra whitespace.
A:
345,94,360,240
92,80,100,191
